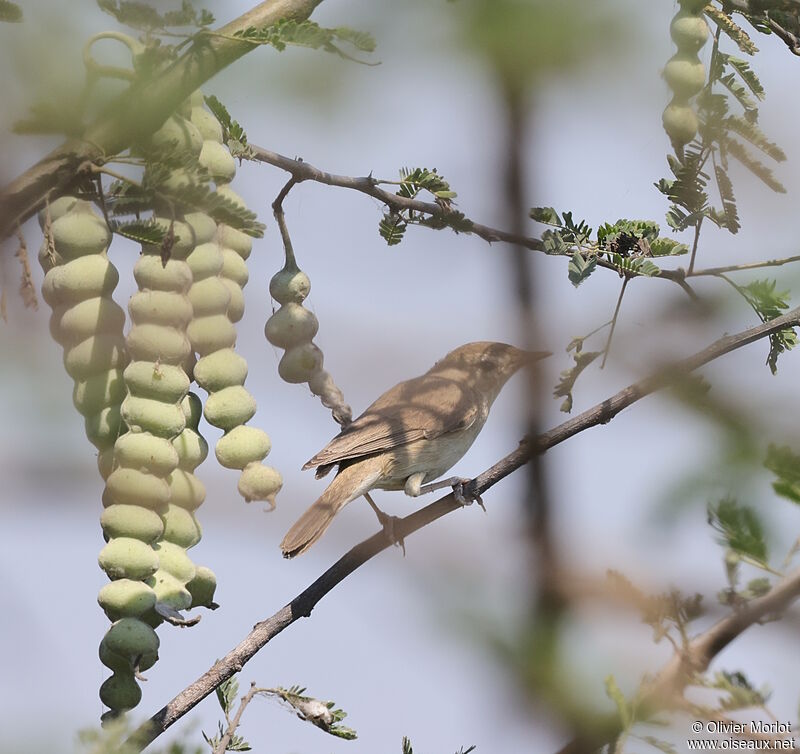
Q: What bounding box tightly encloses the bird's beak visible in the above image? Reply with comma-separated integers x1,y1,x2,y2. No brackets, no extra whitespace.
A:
520,349,552,367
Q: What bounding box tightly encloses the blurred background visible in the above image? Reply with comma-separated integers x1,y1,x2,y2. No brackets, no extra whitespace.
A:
2,1,800,752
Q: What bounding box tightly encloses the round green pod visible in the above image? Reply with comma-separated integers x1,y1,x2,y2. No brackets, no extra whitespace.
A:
98,579,157,620
190,106,223,142
141,219,196,262
187,315,237,355
57,298,126,344
265,303,319,348
662,102,698,146
73,369,126,416
183,211,218,245
168,468,206,510
51,203,111,259
101,504,165,542
172,426,209,469
193,349,248,391
85,405,125,449
217,224,252,259
128,290,193,328
126,323,192,364
104,616,160,659
222,282,245,323
203,385,257,430
671,11,709,52
664,53,706,99
121,396,186,437
99,638,157,673
123,361,190,402
238,463,282,504
221,248,249,286
99,537,159,580
215,183,247,211
187,276,230,314
114,432,179,475
133,255,193,293
98,448,116,480
215,425,271,469
151,571,193,611
182,391,204,429
64,334,126,379
106,467,171,509
162,504,202,548
187,566,217,609
278,343,324,384
199,140,236,182
42,255,120,307
38,196,79,229
149,115,203,154
269,268,311,305
100,672,142,712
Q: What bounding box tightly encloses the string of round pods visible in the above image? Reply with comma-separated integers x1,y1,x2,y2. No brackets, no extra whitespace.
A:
185,95,283,507
97,115,203,717
266,250,352,427
662,0,709,150
38,197,128,476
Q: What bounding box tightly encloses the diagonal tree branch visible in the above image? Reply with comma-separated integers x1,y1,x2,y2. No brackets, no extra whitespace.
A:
124,306,800,753
0,0,324,242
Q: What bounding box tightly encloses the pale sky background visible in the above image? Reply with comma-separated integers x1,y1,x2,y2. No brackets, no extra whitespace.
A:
3,2,800,753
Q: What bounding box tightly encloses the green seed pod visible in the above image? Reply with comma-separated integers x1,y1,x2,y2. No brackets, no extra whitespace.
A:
126,323,192,364
153,541,196,583
204,385,257,430
278,343,324,384
56,298,126,344
269,268,311,305
664,53,706,99
42,255,120,308
133,255,193,293
63,334,126,380
187,277,230,315
199,140,236,183
85,405,125,449
99,639,157,673
121,396,186,437
123,361,190,402
48,201,111,259
101,505,165,543
73,369,126,415
679,0,707,12
215,425,272,469
172,423,209,469
184,211,218,245
128,290,194,328
161,504,202,548
98,579,158,620
149,115,203,154
670,11,709,52
106,467,171,509
104,617,160,659
187,315,237,354
238,463,282,506
187,566,217,609
168,468,206,510
99,537,159,581
190,106,223,142
193,349,248,391
662,101,699,146
150,571,192,611
38,196,79,229
113,432,180,476
265,302,320,348
100,672,142,712
217,224,252,260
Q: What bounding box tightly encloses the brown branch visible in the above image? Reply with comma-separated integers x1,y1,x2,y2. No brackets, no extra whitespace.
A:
123,306,800,753
212,682,260,754
247,144,692,289
0,0,324,242
688,253,800,277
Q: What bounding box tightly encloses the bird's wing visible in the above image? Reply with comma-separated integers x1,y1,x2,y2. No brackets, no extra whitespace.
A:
303,375,481,470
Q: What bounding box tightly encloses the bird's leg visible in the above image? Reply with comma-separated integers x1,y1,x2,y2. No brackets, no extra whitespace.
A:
364,492,405,556
415,476,485,511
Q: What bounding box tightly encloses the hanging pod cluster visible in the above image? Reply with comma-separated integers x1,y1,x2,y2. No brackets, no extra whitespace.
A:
186,92,283,506
266,258,351,426
662,0,709,149
38,198,127,472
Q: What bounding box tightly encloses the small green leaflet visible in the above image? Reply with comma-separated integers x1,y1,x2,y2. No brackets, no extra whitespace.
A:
764,444,800,504
708,498,768,566
567,252,596,287
604,675,632,729
0,1,22,23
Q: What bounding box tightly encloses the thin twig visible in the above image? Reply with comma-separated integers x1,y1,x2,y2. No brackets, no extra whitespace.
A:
123,306,800,753
689,254,800,277
600,277,628,369
212,682,260,754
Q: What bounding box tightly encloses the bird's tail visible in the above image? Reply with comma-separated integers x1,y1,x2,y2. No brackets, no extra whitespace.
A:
280,459,383,558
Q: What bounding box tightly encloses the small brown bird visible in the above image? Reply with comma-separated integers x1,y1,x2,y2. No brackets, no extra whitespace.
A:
280,341,549,558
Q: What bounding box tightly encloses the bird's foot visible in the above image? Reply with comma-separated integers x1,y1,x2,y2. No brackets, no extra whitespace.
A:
453,478,485,511
365,492,406,555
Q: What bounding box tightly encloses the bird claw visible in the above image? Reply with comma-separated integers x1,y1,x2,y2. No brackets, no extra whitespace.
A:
378,511,406,556
453,478,484,511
